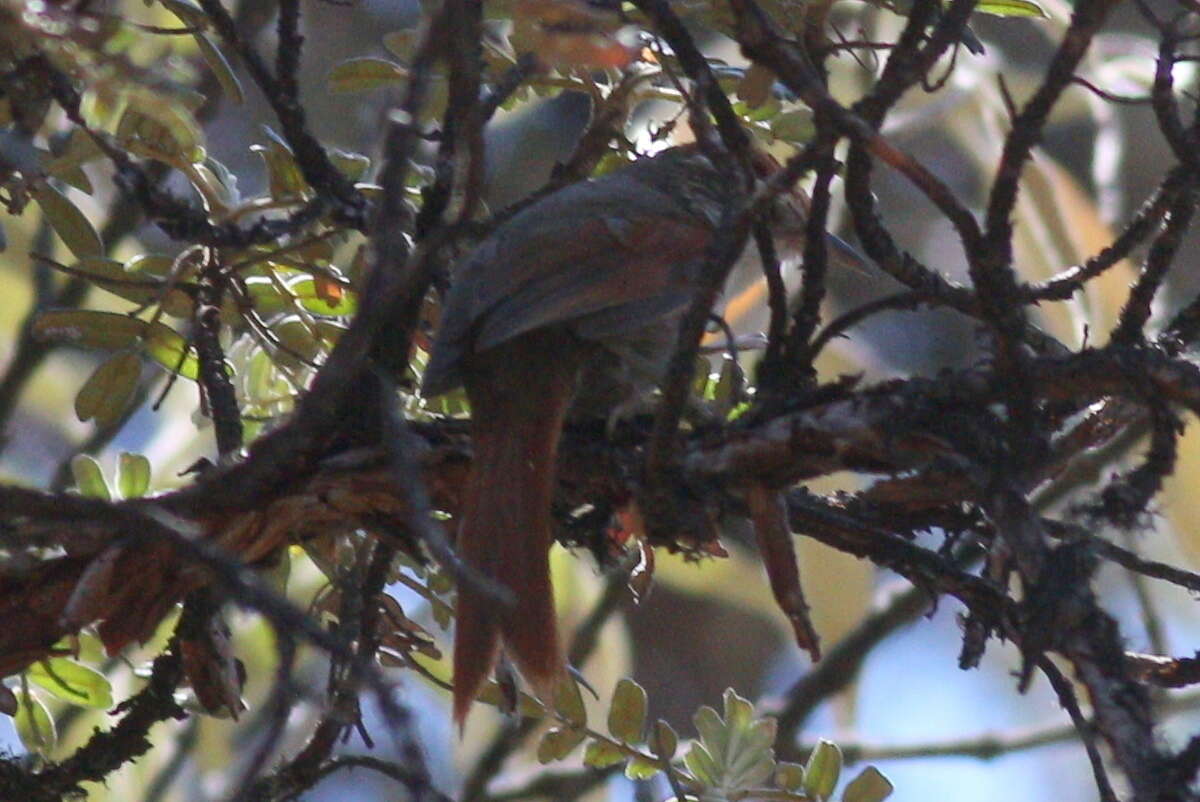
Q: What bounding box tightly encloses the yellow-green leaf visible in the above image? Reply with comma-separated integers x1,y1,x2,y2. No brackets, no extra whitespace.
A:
293,278,357,316
608,678,647,744
28,659,114,709
32,183,103,260
803,739,843,801
70,455,110,501
328,57,407,93
583,739,626,769
842,766,894,802
624,755,662,781
975,0,1046,15
161,0,208,27
536,726,587,763
75,351,141,427
117,452,151,499
14,690,55,755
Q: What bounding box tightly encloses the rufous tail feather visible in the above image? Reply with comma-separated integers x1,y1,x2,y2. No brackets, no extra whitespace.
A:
452,336,579,728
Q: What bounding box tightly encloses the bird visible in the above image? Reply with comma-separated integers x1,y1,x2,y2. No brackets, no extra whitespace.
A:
420,145,850,727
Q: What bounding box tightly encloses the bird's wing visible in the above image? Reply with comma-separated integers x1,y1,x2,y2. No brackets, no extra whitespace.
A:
421,177,712,396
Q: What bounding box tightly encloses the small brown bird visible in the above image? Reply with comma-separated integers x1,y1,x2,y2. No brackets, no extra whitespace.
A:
421,145,845,726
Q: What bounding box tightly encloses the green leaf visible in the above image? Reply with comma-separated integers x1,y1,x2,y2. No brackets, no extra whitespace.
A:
723,687,755,732
272,317,322,365
75,351,141,427
46,162,93,195
608,678,647,744
536,726,587,763
14,689,56,755
428,570,454,595
771,109,815,143
116,452,151,499
692,356,713,397
475,682,544,717
194,33,244,104
382,29,416,60
975,0,1046,15
49,128,103,174
693,705,728,762
32,183,103,260
683,742,720,786
554,676,587,727
624,755,662,781
583,738,626,769
28,659,114,709
733,96,781,123
252,129,308,200
70,455,110,500
125,253,177,278
329,149,370,182
713,356,739,411
243,276,289,317
727,747,776,790
139,323,202,378
33,310,199,380
328,57,407,93
115,89,205,164
842,766,894,802
804,739,843,801
651,719,678,761
114,254,194,317
292,278,357,316
687,689,780,791
776,761,806,791
200,156,241,205
187,162,235,213
726,719,777,788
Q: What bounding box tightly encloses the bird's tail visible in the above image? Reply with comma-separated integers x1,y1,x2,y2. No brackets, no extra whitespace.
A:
452,335,579,728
